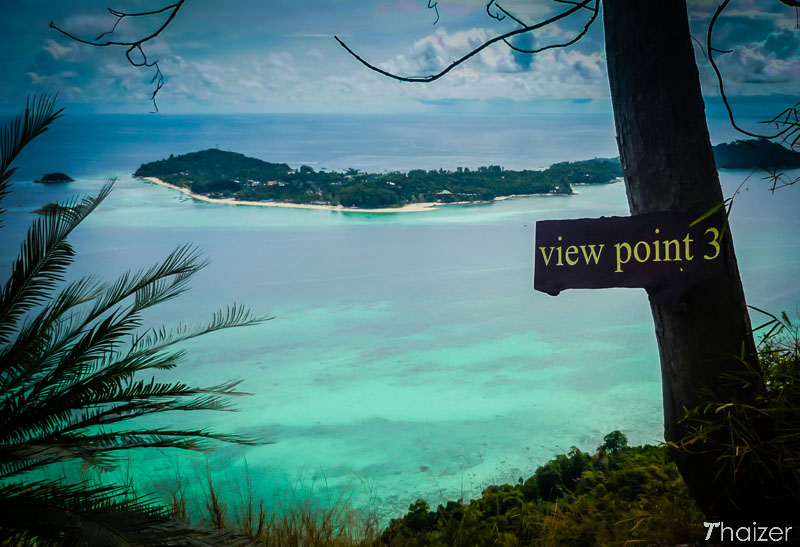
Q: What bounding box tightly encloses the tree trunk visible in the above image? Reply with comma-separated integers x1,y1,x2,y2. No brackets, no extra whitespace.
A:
602,0,775,521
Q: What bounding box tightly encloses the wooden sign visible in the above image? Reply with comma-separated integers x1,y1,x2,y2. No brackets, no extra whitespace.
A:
534,211,726,300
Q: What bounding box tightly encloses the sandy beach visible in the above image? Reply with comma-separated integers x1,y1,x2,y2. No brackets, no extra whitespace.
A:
140,177,573,212
141,177,443,213
493,191,577,200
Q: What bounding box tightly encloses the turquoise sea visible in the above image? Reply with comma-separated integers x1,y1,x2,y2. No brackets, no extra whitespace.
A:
2,113,799,520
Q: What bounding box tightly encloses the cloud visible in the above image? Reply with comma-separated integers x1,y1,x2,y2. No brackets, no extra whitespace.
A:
5,0,791,113
765,29,800,60
42,39,77,60
686,0,800,97
363,26,606,103
382,27,528,76
24,20,609,112
58,11,174,44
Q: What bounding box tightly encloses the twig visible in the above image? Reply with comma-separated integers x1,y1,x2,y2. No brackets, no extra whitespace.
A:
503,0,599,54
552,0,595,11
50,1,185,112
707,0,790,139
334,0,592,83
428,0,440,25
486,1,507,23
485,1,531,26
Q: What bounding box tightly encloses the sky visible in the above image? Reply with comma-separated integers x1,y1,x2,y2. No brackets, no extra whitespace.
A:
0,0,798,115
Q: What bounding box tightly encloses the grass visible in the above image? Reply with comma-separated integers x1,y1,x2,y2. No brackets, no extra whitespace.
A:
28,432,707,545
155,461,381,546
125,435,704,546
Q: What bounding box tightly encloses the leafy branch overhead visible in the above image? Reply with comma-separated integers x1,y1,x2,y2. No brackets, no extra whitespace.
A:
0,96,269,542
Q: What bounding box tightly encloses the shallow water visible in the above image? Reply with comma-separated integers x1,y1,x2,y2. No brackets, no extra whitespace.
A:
2,113,798,520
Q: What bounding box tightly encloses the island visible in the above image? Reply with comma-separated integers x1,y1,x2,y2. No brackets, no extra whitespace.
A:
134,149,622,211
713,138,800,170
34,172,74,183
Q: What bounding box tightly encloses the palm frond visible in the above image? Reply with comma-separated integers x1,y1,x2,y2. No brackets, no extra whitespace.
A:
0,422,258,479
0,98,268,544
0,95,63,221
22,302,264,414
0,244,217,396
129,303,268,359
0,480,188,545
90,244,207,318
1,312,264,470
0,276,105,392
2,376,249,447
0,182,113,346
0,302,263,448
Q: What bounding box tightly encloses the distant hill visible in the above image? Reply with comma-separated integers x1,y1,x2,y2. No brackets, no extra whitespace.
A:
713,138,800,170
134,149,622,209
34,172,74,183
134,148,291,187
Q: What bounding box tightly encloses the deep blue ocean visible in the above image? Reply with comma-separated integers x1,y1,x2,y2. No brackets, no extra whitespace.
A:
2,112,798,520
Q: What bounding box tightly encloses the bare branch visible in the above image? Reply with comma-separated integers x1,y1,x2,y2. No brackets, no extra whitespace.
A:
503,0,599,55
334,0,592,83
486,1,507,23
769,103,800,150
428,0,440,25
707,0,792,140
690,34,709,59
489,1,528,26
706,0,799,191
49,1,185,112
552,0,595,11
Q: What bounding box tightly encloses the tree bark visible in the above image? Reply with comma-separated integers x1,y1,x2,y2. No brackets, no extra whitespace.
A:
602,0,774,520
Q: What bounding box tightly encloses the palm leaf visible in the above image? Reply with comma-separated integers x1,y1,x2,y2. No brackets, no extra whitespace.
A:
0,481,189,545
0,276,105,392
0,95,63,222
0,96,267,545
0,182,113,346
0,244,205,393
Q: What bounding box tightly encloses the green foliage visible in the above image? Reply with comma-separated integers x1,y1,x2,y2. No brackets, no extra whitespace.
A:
0,97,267,543
677,310,800,510
380,438,703,546
134,149,623,208
600,430,628,455
339,184,400,208
134,148,291,184
193,178,243,195
760,312,800,404
159,464,380,546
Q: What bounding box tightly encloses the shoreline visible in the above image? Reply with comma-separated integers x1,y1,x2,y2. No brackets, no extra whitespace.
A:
140,177,574,213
